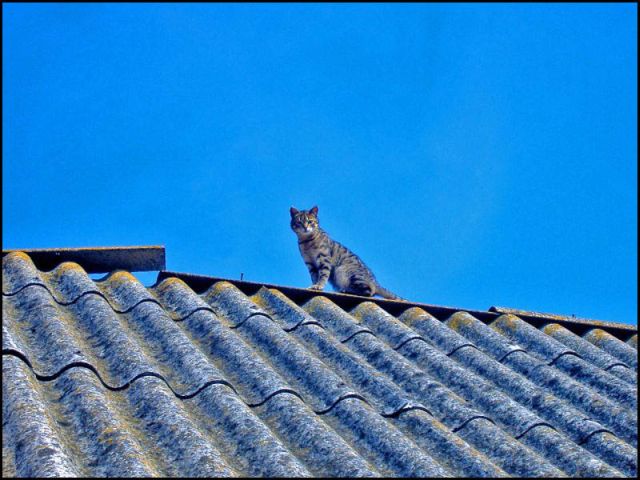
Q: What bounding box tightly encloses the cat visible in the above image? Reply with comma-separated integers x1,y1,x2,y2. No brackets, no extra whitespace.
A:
290,205,403,300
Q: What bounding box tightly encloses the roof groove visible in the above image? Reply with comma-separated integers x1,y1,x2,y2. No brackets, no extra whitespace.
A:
2,281,50,297
496,347,528,363
547,351,584,365
312,393,372,415
340,329,375,343
2,281,165,315
578,429,618,446
450,415,497,433
380,403,434,418
445,342,480,357
228,311,274,330
243,388,306,408
514,422,558,440
603,362,632,372
2,350,239,399
283,319,325,333
391,334,426,351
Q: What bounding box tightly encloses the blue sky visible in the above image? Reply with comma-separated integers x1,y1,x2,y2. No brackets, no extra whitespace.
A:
3,3,637,325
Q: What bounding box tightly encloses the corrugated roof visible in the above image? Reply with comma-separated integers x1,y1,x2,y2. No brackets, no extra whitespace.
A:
2,251,637,477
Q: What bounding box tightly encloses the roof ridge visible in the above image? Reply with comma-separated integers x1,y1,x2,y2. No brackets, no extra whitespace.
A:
157,270,637,340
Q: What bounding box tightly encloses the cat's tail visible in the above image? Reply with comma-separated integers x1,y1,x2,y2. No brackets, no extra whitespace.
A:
375,284,404,301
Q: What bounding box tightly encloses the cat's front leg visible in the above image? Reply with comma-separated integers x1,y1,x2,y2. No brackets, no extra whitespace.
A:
309,262,330,290
305,262,319,285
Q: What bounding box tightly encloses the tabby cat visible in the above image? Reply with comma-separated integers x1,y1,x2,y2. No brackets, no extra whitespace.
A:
290,205,402,300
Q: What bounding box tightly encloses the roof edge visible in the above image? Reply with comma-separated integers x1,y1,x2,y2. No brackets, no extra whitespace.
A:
157,271,637,340
489,306,636,334
3,246,166,273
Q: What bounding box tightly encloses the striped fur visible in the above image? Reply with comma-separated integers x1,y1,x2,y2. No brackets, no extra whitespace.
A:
290,206,403,300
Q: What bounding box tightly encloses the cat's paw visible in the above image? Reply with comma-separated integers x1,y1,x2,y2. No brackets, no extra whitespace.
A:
309,284,324,291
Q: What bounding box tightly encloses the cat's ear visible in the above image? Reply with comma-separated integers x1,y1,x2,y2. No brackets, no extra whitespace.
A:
309,206,318,217
290,206,299,217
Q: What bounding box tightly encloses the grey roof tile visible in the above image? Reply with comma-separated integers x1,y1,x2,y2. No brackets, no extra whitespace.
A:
443,310,638,447
491,314,636,407
584,328,638,371
542,323,636,385
3,355,84,477
2,251,637,477
348,304,626,477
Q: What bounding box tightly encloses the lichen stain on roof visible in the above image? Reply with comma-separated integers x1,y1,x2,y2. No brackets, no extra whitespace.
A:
2,251,638,477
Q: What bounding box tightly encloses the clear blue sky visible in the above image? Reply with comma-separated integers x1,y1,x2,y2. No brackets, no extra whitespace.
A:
3,3,637,325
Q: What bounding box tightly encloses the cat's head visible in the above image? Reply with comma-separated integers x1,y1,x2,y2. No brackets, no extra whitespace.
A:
290,206,319,236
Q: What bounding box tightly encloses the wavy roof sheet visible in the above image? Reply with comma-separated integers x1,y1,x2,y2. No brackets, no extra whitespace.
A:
2,251,637,477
